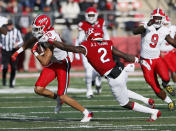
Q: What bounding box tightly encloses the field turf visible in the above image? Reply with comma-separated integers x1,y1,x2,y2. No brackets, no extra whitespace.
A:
0,72,176,131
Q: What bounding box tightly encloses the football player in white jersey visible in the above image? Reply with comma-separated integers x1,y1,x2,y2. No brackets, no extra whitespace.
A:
160,15,176,83
133,8,176,111
74,7,110,98
11,15,93,122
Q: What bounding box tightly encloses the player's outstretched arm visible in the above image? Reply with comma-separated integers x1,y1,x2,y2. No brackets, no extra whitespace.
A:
133,19,155,35
133,26,146,35
48,39,86,55
165,34,176,48
112,46,139,63
11,37,37,61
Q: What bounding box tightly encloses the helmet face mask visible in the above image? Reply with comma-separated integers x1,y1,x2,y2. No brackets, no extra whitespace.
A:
32,15,51,39
32,25,45,39
152,16,162,28
85,7,98,24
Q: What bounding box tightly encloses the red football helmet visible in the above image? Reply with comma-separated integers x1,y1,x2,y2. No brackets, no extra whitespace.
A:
150,8,165,28
87,27,103,41
85,7,98,24
32,15,52,39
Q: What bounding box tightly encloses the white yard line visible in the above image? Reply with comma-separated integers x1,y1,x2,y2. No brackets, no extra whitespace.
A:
12,71,143,78
0,103,171,109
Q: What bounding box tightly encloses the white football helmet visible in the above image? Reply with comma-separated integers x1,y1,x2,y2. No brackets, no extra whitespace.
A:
85,7,98,24
150,8,165,28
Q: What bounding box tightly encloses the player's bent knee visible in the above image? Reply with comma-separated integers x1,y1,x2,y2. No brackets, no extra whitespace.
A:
122,101,133,110
34,86,45,94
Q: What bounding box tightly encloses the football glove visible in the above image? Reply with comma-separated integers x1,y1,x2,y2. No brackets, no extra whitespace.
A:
140,60,151,70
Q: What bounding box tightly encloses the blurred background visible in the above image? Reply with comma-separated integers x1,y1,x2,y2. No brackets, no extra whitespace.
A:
0,0,176,72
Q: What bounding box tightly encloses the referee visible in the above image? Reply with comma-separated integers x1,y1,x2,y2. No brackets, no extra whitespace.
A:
0,19,23,88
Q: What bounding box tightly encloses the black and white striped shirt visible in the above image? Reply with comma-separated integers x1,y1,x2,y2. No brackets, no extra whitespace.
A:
0,27,23,51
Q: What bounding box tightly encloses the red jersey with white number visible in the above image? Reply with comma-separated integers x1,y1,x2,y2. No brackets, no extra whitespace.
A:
80,40,116,76
78,18,104,36
141,23,170,59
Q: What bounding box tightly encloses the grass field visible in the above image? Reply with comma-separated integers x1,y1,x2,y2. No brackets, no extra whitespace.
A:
0,72,176,131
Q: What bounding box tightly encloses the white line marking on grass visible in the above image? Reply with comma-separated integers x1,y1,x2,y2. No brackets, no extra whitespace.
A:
0,124,176,130
0,103,170,109
0,87,87,94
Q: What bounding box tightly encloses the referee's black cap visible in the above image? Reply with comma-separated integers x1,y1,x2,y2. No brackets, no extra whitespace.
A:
7,19,13,25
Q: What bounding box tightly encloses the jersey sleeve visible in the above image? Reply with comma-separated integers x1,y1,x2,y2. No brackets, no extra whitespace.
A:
108,40,113,50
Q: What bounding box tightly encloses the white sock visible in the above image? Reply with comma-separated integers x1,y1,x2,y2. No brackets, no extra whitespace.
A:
164,96,172,104
128,90,149,104
83,109,89,115
132,102,155,114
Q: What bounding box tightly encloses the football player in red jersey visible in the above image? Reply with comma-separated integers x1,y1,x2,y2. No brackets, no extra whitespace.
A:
133,8,176,111
47,27,161,121
75,7,110,98
11,15,93,122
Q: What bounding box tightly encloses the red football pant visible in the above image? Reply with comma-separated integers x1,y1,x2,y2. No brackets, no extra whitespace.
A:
35,59,71,96
141,57,169,94
162,51,176,72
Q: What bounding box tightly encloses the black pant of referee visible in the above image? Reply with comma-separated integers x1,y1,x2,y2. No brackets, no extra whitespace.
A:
1,49,18,88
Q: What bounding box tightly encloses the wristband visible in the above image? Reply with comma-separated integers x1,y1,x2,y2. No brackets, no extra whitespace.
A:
17,47,24,54
34,52,39,57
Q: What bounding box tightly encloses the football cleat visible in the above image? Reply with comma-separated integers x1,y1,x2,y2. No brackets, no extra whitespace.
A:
80,112,93,122
148,98,155,109
165,85,175,96
146,110,161,122
96,86,102,95
54,102,62,114
168,101,175,111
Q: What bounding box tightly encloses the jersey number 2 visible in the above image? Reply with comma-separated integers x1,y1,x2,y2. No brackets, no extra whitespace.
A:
149,34,159,48
98,48,110,63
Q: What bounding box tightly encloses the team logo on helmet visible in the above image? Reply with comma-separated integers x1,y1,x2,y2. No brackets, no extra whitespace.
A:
32,15,51,39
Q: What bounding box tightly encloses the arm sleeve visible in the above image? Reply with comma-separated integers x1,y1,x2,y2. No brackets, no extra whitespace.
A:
75,30,86,46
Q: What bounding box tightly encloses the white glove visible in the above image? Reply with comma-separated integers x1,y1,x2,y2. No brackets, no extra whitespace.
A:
140,60,151,70
75,53,80,60
124,64,135,72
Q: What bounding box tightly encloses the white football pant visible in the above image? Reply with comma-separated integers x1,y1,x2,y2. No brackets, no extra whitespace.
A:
81,54,102,95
